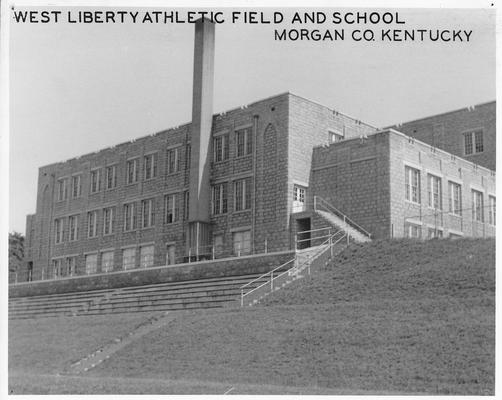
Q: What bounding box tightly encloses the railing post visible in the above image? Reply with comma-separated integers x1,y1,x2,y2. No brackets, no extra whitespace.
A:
212,245,215,260
265,239,268,253
15,272,18,284
42,268,44,281
241,289,243,307
238,243,241,257
330,234,333,257
314,196,317,211
270,271,273,290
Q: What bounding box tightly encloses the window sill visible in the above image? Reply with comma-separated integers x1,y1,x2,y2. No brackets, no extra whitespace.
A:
233,209,251,215
166,171,181,176
404,200,421,206
235,154,252,160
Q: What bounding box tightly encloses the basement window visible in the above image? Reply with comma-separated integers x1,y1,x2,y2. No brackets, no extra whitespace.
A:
233,230,251,256
122,248,136,270
427,227,443,239
101,251,114,273
52,259,63,278
140,245,154,268
85,254,98,275
405,223,421,239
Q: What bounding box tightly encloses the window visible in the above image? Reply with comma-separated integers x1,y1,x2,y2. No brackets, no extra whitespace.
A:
164,194,179,224
68,215,79,241
233,230,251,256
144,153,157,180
213,234,224,255
66,257,76,276
57,178,68,201
234,178,252,211
212,183,228,215
427,174,442,210
54,218,63,244
213,134,229,162
184,191,190,220
53,259,63,278
103,207,115,235
448,182,462,216
140,245,154,268
90,169,101,193
167,148,180,174
236,127,253,157
123,202,137,231
141,199,155,228
329,130,344,143
185,144,191,170
405,166,421,204
489,195,496,225
85,254,98,275
427,228,443,239
71,175,82,198
126,158,139,184
405,223,421,238
87,211,98,238
464,129,484,155
101,251,114,273
472,190,484,222
293,185,306,213
105,165,117,189
122,248,136,270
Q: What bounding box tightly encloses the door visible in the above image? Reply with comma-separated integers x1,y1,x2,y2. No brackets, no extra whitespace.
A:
296,218,311,249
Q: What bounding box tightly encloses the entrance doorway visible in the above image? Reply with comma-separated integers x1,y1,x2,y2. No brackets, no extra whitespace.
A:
296,218,311,249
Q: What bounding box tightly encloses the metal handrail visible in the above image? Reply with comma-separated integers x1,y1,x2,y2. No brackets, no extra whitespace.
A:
314,195,372,238
240,229,346,306
240,258,295,290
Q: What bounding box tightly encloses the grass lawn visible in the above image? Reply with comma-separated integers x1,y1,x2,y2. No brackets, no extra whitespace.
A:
9,238,494,395
9,312,162,374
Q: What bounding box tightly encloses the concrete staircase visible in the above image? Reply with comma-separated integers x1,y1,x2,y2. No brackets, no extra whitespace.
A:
8,273,272,320
315,210,371,243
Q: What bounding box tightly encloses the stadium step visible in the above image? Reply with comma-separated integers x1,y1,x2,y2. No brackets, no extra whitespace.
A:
8,272,273,319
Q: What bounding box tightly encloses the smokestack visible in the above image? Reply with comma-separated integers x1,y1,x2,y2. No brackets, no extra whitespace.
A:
188,18,215,257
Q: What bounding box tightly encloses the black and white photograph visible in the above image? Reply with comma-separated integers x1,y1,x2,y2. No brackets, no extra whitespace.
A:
2,0,497,395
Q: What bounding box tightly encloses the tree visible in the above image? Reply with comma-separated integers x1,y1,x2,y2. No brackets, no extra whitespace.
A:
9,231,25,273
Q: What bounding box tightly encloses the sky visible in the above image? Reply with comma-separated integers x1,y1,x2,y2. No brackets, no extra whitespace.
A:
8,6,496,234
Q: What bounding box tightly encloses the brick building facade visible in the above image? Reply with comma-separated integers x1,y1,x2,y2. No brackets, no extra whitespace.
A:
310,129,496,240
389,101,496,171
20,20,496,284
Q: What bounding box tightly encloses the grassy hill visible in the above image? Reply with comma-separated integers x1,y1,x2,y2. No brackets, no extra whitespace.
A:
9,238,495,394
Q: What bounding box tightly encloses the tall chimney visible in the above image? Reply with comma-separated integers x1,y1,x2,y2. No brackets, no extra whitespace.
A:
188,18,215,257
